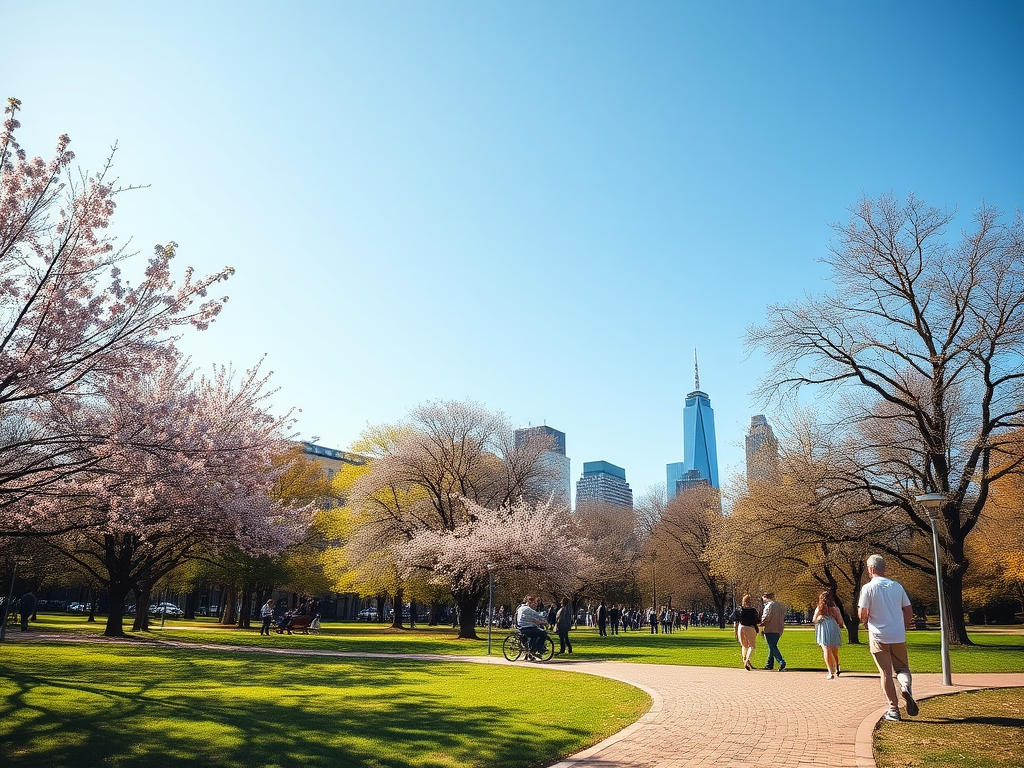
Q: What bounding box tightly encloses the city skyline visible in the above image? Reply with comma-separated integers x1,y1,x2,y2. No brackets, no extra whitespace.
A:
8,2,1021,499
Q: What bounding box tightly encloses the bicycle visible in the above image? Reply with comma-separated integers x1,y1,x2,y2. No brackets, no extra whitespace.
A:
502,628,555,662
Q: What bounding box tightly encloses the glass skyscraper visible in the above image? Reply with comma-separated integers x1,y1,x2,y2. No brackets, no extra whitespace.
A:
666,353,720,499
514,425,571,509
745,414,780,484
576,460,634,510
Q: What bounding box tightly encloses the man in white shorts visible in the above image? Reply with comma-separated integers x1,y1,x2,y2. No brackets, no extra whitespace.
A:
858,554,918,721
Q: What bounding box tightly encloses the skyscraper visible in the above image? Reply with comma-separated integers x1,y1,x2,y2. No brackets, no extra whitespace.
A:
576,460,633,510
745,414,780,484
666,351,720,499
515,425,571,509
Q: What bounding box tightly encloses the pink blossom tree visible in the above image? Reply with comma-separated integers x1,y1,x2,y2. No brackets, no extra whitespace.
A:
44,356,313,637
0,98,233,533
399,497,585,635
347,400,554,638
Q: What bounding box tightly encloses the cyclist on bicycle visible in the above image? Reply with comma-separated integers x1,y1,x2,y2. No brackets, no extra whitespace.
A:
515,595,548,657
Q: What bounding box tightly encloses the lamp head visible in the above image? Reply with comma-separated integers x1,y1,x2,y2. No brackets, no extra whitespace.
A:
914,492,945,519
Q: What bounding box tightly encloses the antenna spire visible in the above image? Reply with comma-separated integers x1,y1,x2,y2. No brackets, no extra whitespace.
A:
694,348,700,391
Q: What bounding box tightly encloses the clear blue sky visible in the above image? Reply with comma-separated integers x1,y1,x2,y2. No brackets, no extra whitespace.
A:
9,1,1024,501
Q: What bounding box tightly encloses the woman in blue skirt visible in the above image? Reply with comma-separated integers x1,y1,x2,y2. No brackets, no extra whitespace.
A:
813,590,844,679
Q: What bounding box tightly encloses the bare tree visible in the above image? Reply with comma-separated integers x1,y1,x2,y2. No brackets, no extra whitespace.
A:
747,194,1024,644
650,484,731,627
347,400,550,639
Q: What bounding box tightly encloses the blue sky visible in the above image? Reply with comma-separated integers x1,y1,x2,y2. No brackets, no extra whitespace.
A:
8,1,1024,500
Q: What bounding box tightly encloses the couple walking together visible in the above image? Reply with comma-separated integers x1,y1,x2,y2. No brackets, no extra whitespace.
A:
734,592,786,671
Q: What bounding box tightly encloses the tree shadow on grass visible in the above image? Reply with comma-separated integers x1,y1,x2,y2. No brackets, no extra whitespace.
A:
0,657,598,768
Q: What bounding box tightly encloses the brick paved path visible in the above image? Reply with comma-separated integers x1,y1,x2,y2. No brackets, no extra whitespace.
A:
540,662,1023,768
17,634,1024,768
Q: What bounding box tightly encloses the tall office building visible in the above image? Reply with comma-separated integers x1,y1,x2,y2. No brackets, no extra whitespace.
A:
666,352,720,500
515,425,571,509
576,460,634,510
745,414,780,484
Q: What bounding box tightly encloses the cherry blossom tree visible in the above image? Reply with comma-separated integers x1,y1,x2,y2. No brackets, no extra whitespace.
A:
347,400,552,638
44,356,313,637
0,98,233,532
399,497,585,638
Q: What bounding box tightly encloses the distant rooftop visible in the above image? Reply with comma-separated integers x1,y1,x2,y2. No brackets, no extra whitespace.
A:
582,460,626,480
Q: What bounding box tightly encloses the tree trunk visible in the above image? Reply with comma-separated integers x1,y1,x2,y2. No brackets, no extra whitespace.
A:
391,587,404,629
132,584,152,631
944,567,971,645
103,580,132,637
428,601,438,626
236,585,253,629
221,589,237,625
86,584,98,623
455,593,482,640
713,590,728,629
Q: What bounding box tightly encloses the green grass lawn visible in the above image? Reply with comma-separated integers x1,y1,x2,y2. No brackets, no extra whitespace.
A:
874,688,1024,768
0,642,649,768
23,614,1024,674
4,616,1022,767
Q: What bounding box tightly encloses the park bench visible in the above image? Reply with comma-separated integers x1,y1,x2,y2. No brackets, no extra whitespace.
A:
276,613,320,634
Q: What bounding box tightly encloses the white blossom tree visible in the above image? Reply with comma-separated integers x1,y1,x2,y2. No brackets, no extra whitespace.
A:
0,98,233,532
399,497,585,636
347,400,553,638
45,356,312,637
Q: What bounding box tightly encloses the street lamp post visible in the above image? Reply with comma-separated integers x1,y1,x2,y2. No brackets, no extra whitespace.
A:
651,552,657,618
915,492,952,686
486,564,495,655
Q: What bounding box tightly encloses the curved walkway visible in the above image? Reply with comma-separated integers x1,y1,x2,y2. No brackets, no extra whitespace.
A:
16,634,1024,768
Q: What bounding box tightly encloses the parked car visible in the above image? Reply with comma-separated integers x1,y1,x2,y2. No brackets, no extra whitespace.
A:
149,602,185,618
68,602,91,613
357,607,379,621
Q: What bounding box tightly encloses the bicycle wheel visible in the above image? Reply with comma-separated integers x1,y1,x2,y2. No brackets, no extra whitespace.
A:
502,634,523,662
537,635,555,662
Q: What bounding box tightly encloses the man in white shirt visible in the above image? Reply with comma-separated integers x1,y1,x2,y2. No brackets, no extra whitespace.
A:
858,554,918,722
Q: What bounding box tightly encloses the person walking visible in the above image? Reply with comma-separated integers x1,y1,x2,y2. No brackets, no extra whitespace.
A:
259,599,275,635
734,594,760,670
813,590,844,678
555,597,574,654
858,554,917,722
760,592,787,671
596,601,608,637
18,592,36,632
609,604,621,635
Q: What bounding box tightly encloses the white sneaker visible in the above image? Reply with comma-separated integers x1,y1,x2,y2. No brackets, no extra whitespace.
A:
883,709,901,722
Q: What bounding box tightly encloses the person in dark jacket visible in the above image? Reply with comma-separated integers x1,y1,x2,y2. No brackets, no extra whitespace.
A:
19,592,36,632
734,594,760,670
596,601,608,637
555,597,574,654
